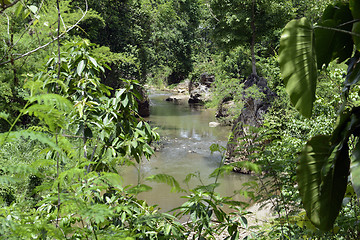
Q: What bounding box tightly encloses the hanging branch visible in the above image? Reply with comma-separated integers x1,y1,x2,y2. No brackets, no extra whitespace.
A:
0,0,88,66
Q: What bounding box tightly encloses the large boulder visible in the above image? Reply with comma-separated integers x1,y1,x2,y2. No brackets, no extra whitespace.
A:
188,73,214,104
225,74,276,173
216,96,236,125
199,72,215,87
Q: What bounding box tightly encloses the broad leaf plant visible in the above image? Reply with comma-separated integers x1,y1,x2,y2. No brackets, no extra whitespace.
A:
279,0,360,231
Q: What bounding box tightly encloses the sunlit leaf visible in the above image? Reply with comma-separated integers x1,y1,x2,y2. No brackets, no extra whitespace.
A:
88,56,98,67
22,9,30,19
127,184,152,195
351,160,360,198
77,60,86,76
14,3,23,17
146,174,185,193
1,0,11,6
279,18,317,118
28,5,38,14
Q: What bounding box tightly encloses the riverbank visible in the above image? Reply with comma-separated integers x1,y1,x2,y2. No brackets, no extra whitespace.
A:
146,81,190,102
185,201,275,239
142,89,275,239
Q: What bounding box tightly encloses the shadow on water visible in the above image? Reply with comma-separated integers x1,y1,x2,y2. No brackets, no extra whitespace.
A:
120,90,254,212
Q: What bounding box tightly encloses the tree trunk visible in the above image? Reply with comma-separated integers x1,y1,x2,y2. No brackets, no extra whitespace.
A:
10,27,17,87
251,0,257,76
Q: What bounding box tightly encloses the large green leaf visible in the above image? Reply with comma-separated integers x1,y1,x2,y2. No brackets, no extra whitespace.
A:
346,108,360,198
351,141,360,198
350,0,360,50
343,55,360,99
331,107,360,145
315,2,353,68
314,19,336,69
332,107,360,198
297,135,350,231
279,18,317,118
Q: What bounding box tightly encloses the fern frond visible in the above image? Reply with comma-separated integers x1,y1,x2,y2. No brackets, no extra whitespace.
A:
54,168,86,188
27,126,49,132
146,174,185,193
6,165,38,176
24,104,67,132
31,159,56,169
209,165,234,178
42,78,69,93
100,172,123,187
184,172,198,185
230,161,261,173
28,93,72,112
56,135,76,159
23,79,47,96
0,175,19,186
0,130,64,156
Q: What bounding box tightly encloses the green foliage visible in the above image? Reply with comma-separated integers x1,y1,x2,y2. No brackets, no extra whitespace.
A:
0,37,178,238
315,2,353,68
279,17,317,118
350,0,360,50
298,135,350,231
0,31,253,238
145,174,185,193
170,145,249,240
279,0,360,232
6,0,360,238
291,0,334,21
210,0,293,50
0,0,96,126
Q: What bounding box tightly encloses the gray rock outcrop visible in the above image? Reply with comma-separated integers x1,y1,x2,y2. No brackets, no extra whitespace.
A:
188,73,214,104
225,74,276,173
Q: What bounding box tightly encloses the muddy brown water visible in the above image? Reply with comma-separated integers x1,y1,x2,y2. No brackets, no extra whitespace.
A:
120,91,253,212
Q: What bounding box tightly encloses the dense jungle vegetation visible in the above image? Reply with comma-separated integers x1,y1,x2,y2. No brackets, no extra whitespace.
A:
1,0,360,239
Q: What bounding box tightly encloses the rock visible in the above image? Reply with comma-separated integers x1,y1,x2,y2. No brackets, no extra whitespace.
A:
165,97,176,102
216,99,236,125
200,72,215,87
225,74,276,172
188,73,215,105
209,122,220,127
178,89,186,94
176,80,189,93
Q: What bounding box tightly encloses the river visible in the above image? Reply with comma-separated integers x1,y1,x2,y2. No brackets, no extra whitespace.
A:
120,91,252,212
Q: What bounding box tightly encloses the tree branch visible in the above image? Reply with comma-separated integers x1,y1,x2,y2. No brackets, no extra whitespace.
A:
0,0,46,63
314,24,360,38
0,0,88,66
0,0,21,14
206,3,219,22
